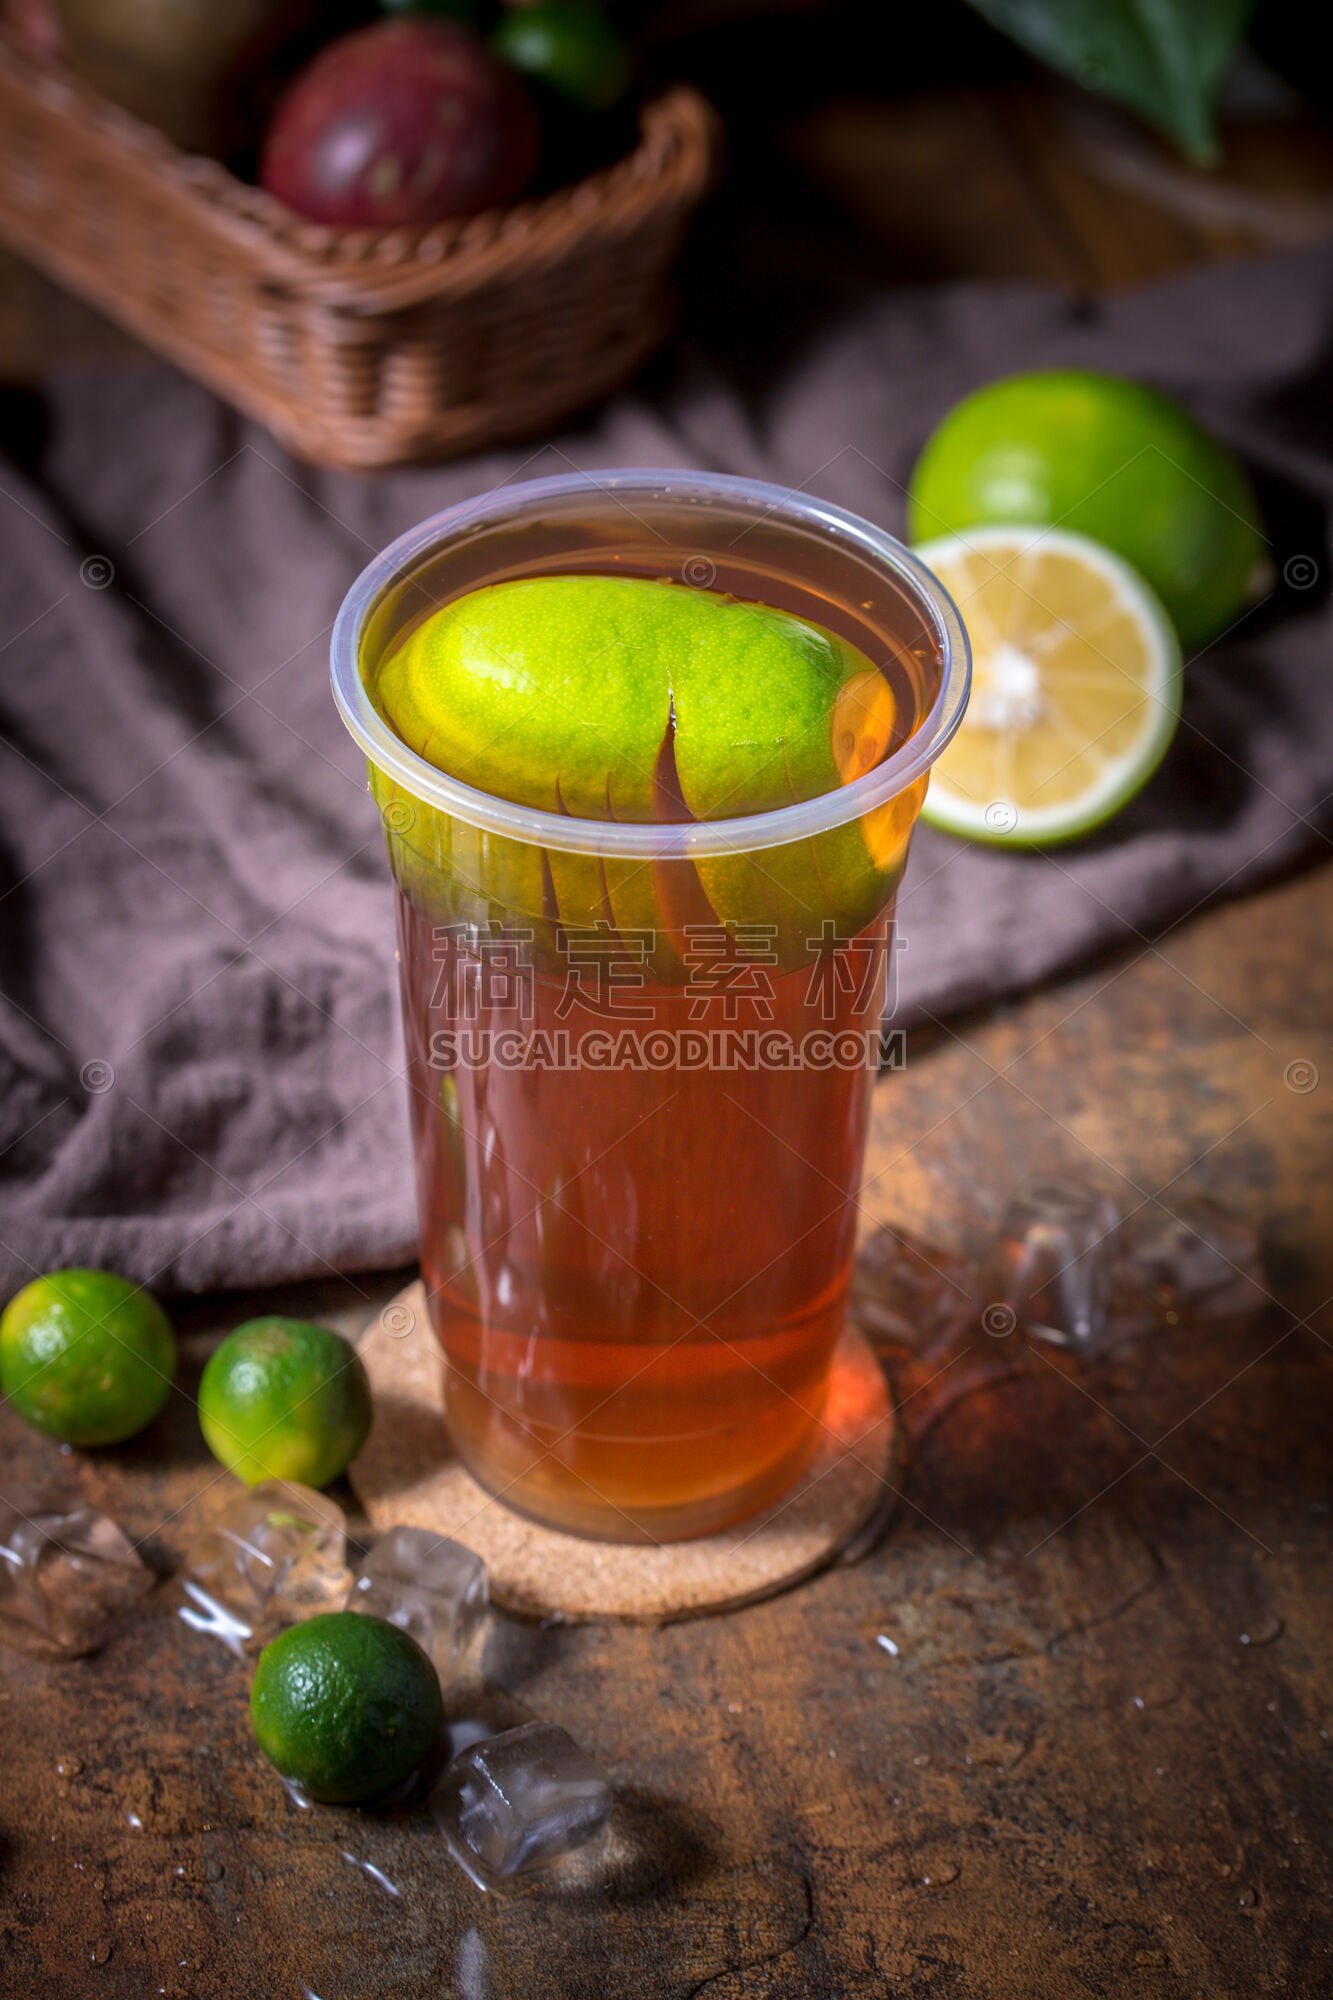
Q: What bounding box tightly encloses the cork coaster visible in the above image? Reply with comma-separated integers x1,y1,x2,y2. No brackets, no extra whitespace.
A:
349,1281,899,1624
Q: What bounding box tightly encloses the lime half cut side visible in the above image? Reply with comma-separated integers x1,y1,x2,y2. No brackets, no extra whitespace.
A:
916,527,1182,847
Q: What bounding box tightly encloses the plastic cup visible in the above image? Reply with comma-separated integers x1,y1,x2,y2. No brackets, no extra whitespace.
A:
332,469,969,1541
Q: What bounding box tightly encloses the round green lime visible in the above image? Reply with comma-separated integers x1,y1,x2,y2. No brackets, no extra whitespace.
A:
198,1317,372,1489
0,1268,176,1446
907,368,1268,650
250,1612,443,1805
492,2,630,110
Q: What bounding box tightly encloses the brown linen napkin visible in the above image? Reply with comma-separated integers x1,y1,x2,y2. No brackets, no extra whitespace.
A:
1,243,1330,1296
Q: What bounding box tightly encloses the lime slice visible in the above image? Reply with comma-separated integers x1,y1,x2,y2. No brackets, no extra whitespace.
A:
371,574,911,956
916,527,1182,846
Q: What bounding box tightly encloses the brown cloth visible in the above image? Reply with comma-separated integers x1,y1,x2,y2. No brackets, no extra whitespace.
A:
2,244,1331,1298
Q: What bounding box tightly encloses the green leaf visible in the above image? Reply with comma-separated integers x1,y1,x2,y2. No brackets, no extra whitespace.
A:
965,0,1255,163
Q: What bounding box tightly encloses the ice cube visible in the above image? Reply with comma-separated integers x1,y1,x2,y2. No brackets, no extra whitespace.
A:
349,1526,487,1677
178,1481,347,1651
988,1179,1121,1348
431,1721,613,1890
1109,1198,1267,1339
0,1495,153,1658
1126,1199,1265,1316
849,1223,974,1353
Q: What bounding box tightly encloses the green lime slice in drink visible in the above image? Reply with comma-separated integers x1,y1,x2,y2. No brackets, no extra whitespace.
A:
371,574,913,961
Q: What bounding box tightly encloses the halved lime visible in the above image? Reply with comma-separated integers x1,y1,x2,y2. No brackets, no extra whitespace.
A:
907,369,1267,650
916,527,1182,846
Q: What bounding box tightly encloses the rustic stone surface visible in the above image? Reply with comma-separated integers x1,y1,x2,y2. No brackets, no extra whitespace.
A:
4,66,1333,2000
4,869,1330,1998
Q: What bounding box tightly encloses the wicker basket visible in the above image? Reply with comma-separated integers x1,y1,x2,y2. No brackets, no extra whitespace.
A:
0,36,720,469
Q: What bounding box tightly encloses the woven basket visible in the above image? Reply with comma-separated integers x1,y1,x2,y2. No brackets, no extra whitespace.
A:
0,36,720,469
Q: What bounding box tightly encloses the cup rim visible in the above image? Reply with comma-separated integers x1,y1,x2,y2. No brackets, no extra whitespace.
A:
330,468,971,859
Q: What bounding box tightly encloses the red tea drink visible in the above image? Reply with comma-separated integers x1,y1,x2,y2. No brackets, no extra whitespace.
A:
332,472,969,1540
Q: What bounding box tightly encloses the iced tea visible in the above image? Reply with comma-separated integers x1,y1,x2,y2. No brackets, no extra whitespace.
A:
332,471,968,1540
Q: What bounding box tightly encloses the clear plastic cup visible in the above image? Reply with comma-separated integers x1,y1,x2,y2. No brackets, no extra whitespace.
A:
332,469,969,1541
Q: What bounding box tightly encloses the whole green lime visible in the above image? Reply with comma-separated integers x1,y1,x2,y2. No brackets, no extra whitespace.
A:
907,369,1268,650
198,1317,372,1489
492,2,630,110
250,1611,443,1805
0,1268,176,1446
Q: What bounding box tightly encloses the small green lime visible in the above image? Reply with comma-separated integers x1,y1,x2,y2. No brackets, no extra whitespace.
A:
907,368,1268,650
250,1611,443,1805
0,1268,176,1446
492,1,630,110
198,1317,372,1489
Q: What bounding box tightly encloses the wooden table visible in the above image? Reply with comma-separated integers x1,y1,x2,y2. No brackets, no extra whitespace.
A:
3,69,1332,2000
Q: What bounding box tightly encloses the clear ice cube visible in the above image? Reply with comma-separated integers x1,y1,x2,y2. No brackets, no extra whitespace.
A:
178,1480,348,1651
989,1179,1121,1348
1127,1198,1264,1313
350,1526,487,1676
0,1495,153,1658
1110,1198,1266,1337
431,1721,613,1890
849,1223,974,1353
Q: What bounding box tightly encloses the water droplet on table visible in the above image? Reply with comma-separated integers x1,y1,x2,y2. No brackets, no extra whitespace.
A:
89,1942,112,1965
921,1861,960,1887
1238,1612,1283,1647
458,1928,488,2000
56,1755,83,1776
340,1850,402,1899
174,1859,224,1883
875,1634,900,1656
